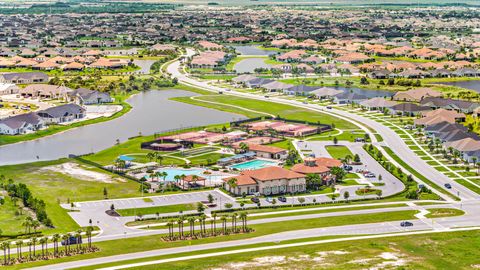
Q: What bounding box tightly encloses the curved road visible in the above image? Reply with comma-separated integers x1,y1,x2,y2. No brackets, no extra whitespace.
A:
167,50,478,201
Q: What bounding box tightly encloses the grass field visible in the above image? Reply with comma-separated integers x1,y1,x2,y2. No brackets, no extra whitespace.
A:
116,203,197,217
325,145,353,160
171,94,356,130
97,229,480,270
425,208,464,218
0,159,147,236
2,210,419,269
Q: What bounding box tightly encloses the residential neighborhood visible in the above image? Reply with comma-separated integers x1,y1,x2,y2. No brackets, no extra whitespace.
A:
0,1,480,270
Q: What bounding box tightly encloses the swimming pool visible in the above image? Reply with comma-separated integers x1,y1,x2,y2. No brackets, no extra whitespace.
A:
151,168,225,183
230,159,277,170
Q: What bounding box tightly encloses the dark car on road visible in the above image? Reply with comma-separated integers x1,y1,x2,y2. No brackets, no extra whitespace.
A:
278,196,287,202
400,221,413,227
61,236,82,246
251,197,260,203
444,183,452,189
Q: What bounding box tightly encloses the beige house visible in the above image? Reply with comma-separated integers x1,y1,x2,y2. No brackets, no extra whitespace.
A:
223,166,306,196
393,88,442,102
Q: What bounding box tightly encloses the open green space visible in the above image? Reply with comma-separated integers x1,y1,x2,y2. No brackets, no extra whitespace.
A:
187,152,231,166
99,229,480,270
325,145,353,160
171,91,356,130
455,179,480,195
425,208,464,218
0,159,148,236
2,210,419,269
382,146,457,201
116,203,197,217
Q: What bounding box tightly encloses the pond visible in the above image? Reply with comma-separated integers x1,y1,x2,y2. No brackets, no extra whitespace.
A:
433,80,480,93
0,90,245,165
234,58,272,73
232,45,278,56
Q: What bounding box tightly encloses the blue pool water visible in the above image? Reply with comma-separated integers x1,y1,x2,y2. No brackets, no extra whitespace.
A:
152,168,225,182
230,159,277,170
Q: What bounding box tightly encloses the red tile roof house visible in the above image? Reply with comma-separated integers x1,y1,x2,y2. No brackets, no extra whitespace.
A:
223,166,306,196
291,157,343,185
176,175,206,190
197,40,224,51
190,51,227,68
277,50,307,62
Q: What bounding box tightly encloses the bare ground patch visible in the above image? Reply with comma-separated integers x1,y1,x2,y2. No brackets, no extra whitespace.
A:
40,162,125,183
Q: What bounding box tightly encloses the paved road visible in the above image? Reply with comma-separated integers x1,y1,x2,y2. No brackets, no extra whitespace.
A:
167,52,477,201
27,201,478,270
297,140,405,198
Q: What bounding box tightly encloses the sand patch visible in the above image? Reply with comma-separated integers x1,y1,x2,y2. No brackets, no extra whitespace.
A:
41,162,125,183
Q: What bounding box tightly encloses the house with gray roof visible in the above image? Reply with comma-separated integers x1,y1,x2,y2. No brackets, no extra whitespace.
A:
389,103,430,116
333,92,367,104
68,88,113,105
284,85,319,96
37,104,86,124
420,97,480,113
0,72,49,84
245,78,275,88
0,112,44,135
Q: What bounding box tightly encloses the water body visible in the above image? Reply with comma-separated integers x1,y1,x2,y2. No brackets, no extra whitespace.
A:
234,58,272,73
433,80,480,93
335,86,394,98
232,45,278,56
0,90,244,165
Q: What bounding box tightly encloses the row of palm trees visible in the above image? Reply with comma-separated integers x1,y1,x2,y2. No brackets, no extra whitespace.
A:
163,212,250,241
1,227,96,266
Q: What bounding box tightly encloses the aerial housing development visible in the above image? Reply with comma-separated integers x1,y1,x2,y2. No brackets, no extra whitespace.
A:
0,1,480,269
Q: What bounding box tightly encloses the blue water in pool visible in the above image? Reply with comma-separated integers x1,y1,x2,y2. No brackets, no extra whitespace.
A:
230,159,277,170
152,168,225,182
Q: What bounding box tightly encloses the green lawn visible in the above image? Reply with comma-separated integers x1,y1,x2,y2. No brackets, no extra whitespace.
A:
425,208,464,218
2,210,419,269
116,203,197,217
455,179,480,195
187,152,231,166
101,230,480,270
0,159,148,236
171,92,356,130
325,145,353,160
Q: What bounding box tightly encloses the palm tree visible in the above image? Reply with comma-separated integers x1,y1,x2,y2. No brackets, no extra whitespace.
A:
62,234,69,255
177,216,185,239
227,178,237,193
85,227,93,250
220,216,227,235
200,215,207,235
211,213,217,235
239,212,248,232
22,217,33,234
15,240,23,261
146,152,155,162
31,220,40,234
187,217,196,237
231,213,237,232
52,234,60,256
1,242,7,265
173,175,181,187
155,153,164,165
31,237,37,257
39,237,47,258
75,229,83,252
166,220,174,240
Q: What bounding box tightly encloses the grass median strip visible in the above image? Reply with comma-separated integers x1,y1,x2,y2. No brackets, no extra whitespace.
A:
382,146,458,201
425,208,464,218
2,210,419,269
116,203,197,217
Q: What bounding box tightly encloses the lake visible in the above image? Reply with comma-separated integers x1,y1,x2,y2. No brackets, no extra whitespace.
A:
234,58,272,73
232,45,278,56
0,90,244,165
433,80,480,93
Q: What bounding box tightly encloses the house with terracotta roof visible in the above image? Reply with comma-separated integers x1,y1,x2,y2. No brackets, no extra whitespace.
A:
414,109,466,126
392,88,442,102
223,166,306,196
291,157,342,185
198,41,223,51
